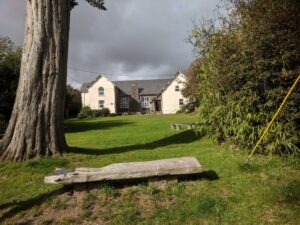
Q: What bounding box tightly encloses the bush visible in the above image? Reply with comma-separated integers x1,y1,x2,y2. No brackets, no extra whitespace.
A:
77,106,93,119
190,0,300,155
92,109,103,118
77,107,111,119
65,85,82,118
101,108,110,117
182,101,200,113
92,108,110,118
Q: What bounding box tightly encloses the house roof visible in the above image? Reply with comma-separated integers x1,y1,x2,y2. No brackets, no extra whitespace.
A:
112,79,171,95
80,75,104,93
80,72,185,95
154,71,185,98
80,82,91,93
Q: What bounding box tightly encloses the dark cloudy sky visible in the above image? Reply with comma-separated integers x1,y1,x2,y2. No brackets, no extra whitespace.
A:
0,0,221,89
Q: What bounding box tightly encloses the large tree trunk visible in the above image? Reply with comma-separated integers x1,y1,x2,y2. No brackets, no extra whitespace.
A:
0,0,71,161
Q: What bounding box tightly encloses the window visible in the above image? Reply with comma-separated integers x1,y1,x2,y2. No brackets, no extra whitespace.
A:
179,99,184,106
175,85,180,92
98,87,104,96
141,97,150,108
98,100,105,109
120,97,129,109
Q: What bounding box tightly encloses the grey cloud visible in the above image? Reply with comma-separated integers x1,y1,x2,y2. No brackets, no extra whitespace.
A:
0,0,221,88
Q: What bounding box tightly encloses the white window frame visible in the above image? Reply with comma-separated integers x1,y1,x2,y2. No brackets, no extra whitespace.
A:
98,100,105,109
141,96,150,108
98,87,104,96
175,85,180,92
120,97,129,109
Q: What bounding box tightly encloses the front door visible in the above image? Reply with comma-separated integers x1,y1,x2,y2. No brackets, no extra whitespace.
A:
155,100,161,111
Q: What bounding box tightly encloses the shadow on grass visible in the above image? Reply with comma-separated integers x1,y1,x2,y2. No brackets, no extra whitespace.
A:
0,187,69,223
64,120,134,133
282,180,300,205
0,171,219,222
69,170,219,192
190,170,220,181
68,130,201,156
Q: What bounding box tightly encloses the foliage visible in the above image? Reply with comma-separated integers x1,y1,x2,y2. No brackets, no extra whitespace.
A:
99,107,110,117
91,108,111,118
182,58,202,102
77,106,93,119
183,101,200,113
0,42,82,121
77,106,110,119
65,85,82,118
71,0,106,10
190,0,300,155
0,37,21,122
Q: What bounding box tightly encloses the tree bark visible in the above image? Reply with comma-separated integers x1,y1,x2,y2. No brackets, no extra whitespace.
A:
0,0,71,161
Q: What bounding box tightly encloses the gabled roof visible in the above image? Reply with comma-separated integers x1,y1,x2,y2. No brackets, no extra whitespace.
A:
80,82,91,93
81,74,113,93
112,79,171,95
80,71,186,95
155,71,186,98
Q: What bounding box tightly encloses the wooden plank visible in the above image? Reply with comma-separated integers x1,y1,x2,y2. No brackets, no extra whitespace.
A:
44,157,202,184
171,123,198,130
171,123,182,130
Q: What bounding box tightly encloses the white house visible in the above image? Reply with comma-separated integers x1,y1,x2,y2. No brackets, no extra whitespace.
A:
80,71,188,114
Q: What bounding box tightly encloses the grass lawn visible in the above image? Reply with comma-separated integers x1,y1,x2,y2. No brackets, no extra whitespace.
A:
0,114,299,225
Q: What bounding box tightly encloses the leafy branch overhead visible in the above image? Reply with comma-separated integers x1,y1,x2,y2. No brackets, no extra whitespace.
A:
71,0,107,10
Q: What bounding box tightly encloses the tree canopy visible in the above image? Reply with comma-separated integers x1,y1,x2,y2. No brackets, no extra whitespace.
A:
71,0,106,10
0,37,21,122
190,0,300,155
65,85,82,118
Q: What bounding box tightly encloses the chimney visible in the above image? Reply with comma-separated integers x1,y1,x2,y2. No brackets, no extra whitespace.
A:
131,83,139,101
130,83,139,112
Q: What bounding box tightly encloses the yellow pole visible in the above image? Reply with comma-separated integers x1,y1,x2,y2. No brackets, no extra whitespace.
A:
244,74,300,164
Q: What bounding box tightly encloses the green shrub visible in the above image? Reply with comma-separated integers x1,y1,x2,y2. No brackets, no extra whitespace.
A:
101,108,110,117
77,107,111,119
190,0,300,155
181,101,200,113
77,106,93,119
92,109,103,118
92,108,110,118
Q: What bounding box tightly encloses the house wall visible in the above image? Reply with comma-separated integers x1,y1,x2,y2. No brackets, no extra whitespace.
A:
161,72,188,114
81,76,116,113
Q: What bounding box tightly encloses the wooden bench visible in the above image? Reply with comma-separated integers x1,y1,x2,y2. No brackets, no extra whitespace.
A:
171,123,197,130
44,157,202,185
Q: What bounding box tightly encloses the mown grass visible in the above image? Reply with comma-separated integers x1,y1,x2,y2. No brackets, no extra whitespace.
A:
0,114,299,225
